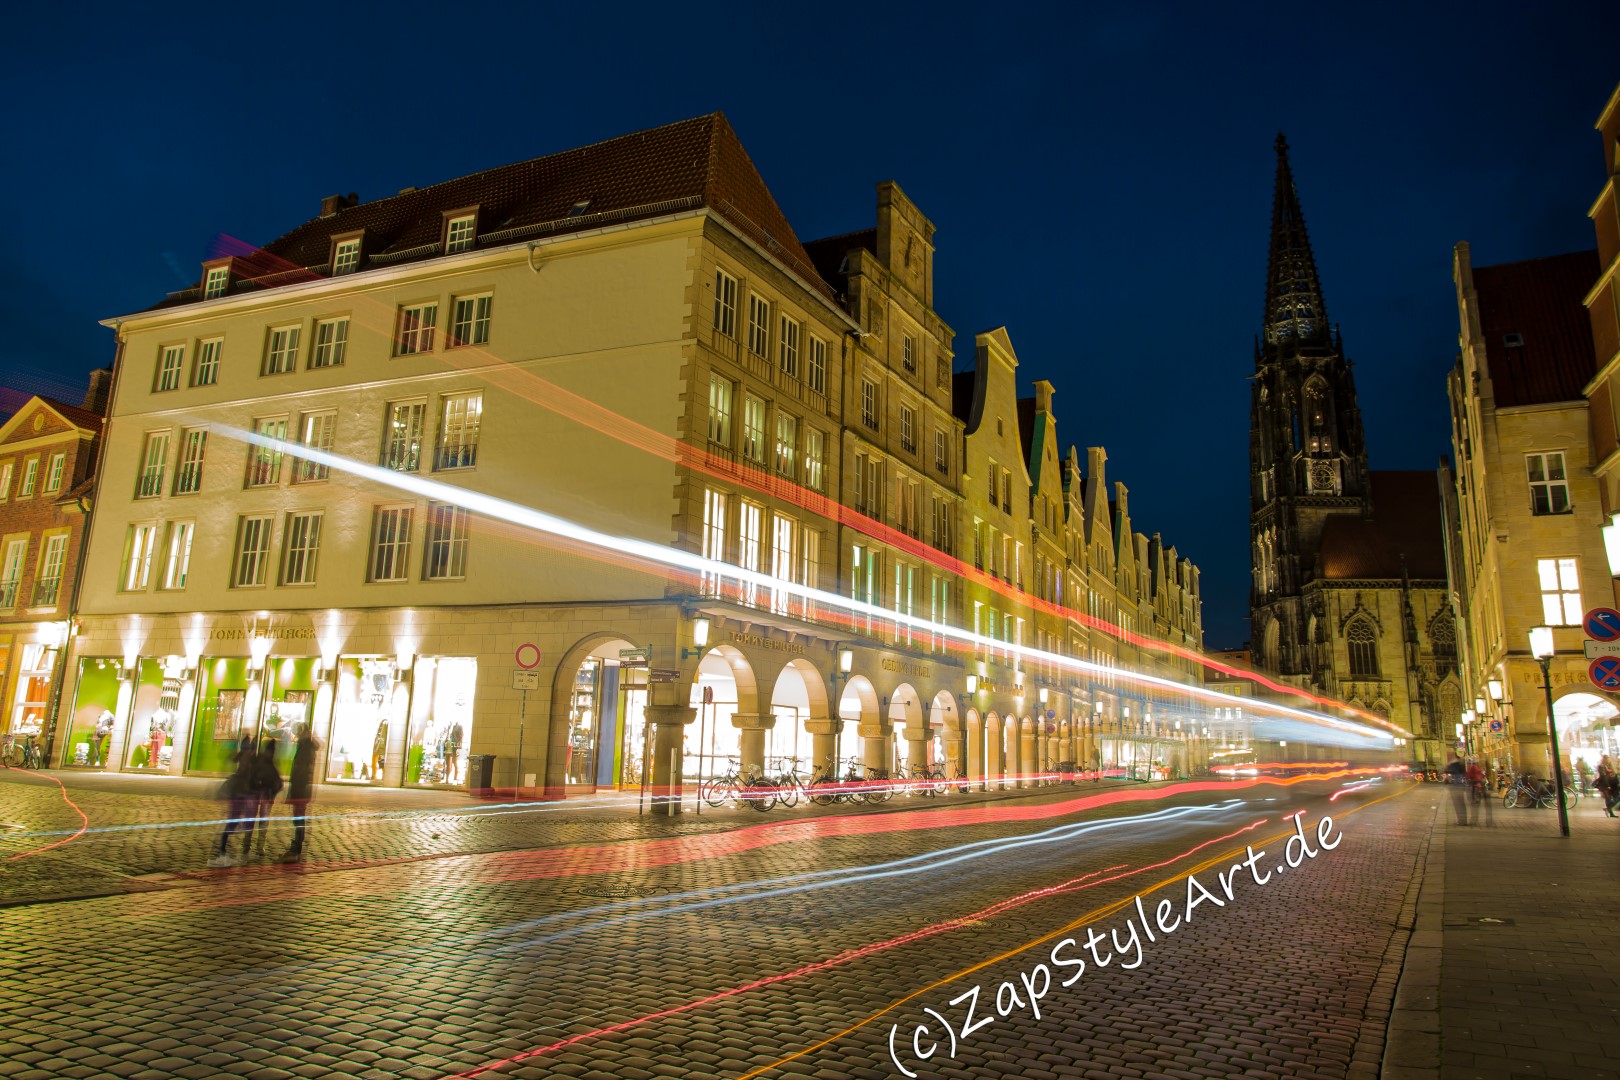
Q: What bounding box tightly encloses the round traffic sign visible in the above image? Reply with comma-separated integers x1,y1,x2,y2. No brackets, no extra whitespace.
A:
514,642,542,670
1585,607,1620,642
1590,656,1620,690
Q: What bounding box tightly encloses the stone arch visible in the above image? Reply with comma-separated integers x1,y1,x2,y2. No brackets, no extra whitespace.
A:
930,690,958,775
985,710,1006,789
888,682,926,776
1262,618,1281,671
548,630,655,795
1302,376,1335,454
768,659,827,775
838,674,884,773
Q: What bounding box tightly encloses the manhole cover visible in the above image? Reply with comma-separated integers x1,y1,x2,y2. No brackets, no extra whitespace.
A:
575,884,667,899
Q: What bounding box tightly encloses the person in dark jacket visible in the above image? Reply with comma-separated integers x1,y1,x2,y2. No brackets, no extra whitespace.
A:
246,736,283,857
1444,753,1469,825
210,741,258,867
281,725,320,863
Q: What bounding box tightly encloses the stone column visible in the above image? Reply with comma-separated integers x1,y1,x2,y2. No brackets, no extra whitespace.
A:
1019,718,1037,788
967,720,984,791
644,704,695,816
905,727,928,783
804,719,839,781
858,722,890,775
942,727,963,788
730,713,776,780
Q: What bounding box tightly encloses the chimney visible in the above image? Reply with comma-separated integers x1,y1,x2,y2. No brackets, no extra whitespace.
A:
82,368,113,416
1034,379,1055,415
320,192,359,218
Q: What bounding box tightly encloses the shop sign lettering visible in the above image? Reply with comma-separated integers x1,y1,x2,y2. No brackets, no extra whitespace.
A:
726,632,806,656
209,627,316,641
881,658,932,678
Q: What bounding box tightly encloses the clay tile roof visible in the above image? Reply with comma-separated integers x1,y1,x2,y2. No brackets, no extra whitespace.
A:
1476,250,1600,407
802,228,876,292
1318,471,1447,581
151,113,831,310
41,397,105,429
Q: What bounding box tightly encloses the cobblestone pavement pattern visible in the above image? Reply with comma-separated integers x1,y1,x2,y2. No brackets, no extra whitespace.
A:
0,773,1444,1079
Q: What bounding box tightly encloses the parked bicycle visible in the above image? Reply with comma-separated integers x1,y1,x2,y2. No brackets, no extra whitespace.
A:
1502,773,1576,810
1,732,43,769
700,757,777,811
770,758,810,808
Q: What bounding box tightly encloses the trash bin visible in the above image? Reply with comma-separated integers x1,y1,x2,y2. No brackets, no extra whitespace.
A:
466,754,495,792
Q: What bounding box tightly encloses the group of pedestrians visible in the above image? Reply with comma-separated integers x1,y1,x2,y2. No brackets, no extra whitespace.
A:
1444,753,1495,826
210,724,319,867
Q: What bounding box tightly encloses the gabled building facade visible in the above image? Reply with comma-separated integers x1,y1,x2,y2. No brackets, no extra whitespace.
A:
0,380,106,757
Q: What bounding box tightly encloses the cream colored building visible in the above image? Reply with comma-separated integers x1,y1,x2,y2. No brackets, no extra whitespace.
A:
65,113,1205,800
1451,242,1609,775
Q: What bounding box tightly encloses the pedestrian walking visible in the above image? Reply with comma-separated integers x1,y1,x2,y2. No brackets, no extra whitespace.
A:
246,736,283,857
281,724,319,863
1596,755,1619,818
1576,756,1594,795
210,742,258,867
1445,753,1469,824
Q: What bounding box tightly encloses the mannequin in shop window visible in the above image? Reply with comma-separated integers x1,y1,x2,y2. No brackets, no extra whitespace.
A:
367,721,387,780
89,710,114,766
443,722,465,783
147,708,171,770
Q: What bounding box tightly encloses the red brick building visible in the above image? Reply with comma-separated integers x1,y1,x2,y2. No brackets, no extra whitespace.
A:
0,377,106,760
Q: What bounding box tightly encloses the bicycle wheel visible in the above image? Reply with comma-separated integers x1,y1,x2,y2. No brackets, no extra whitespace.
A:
807,773,836,806
741,779,778,812
1562,785,1579,810
701,778,732,808
865,770,893,805
1503,787,1519,808
775,776,800,808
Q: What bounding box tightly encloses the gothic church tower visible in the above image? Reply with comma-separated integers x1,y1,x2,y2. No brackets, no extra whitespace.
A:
1249,135,1371,676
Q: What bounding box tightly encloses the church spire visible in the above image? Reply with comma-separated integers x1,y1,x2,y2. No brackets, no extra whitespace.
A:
1264,133,1329,347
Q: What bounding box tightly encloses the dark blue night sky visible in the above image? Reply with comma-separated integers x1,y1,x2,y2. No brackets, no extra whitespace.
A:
3,2,1615,647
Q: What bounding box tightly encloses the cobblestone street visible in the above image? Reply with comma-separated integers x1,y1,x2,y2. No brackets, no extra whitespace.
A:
0,771,1442,1079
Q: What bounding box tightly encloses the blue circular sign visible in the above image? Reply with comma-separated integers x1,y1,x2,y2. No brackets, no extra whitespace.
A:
1585,608,1620,642
1591,656,1620,690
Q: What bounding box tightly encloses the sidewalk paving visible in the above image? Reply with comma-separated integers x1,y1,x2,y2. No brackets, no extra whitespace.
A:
1384,788,1620,1080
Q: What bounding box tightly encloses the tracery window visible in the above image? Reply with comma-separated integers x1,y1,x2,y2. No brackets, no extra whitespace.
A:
1346,618,1379,679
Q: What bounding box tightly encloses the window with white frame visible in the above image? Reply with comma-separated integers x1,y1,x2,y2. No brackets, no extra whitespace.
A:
701,488,727,596
435,392,483,470
0,539,26,606
893,561,916,645
900,405,916,454
263,325,301,375
173,429,206,495
898,478,921,538
397,303,438,355
121,525,156,592
383,401,426,472
136,431,170,498
193,338,222,386
747,294,769,357
861,379,878,430
931,496,952,555
988,458,998,507
156,345,185,391
713,270,737,338
445,214,476,253
779,316,799,378
311,317,349,368
232,515,273,588
770,512,797,614
295,412,336,482
851,543,879,631
775,413,797,476
738,500,762,606
804,428,825,492
160,521,193,591
245,418,287,487
281,512,323,586
800,526,820,617
902,333,917,374
43,453,64,493
1527,452,1571,515
934,430,949,474
203,266,229,299
742,395,767,464
1538,557,1582,625
20,458,37,497
423,503,471,580
332,238,361,275
0,462,12,501
449,294,492,348
931,575,950,652
368,506,414,582
32,534,67,606
708,375,733,445
1001,468,1012,514
808,336,827,395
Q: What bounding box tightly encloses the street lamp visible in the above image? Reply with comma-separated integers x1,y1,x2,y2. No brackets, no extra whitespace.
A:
1528,625,1571,837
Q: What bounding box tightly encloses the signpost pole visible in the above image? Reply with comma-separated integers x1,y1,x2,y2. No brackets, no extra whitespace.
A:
515,688,526,802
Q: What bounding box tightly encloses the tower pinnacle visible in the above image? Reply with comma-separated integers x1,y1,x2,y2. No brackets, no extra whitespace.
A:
1264,133,1329,347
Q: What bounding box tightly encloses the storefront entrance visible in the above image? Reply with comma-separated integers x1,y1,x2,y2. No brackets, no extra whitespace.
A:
565,646,649,791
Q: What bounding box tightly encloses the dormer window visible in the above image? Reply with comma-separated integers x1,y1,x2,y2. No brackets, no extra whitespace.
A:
445,214,476,254
332,238,361,275
203,267,230,300
568,199,592,217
